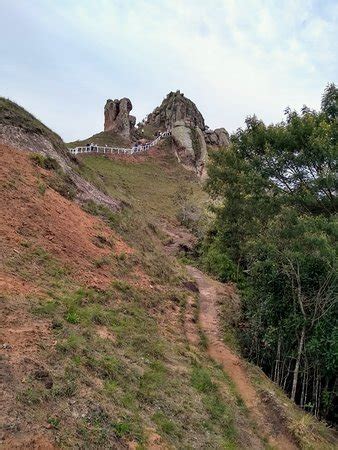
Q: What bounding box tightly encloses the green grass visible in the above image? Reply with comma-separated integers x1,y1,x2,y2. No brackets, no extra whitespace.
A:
76,146,207,288
19,271,248,448
191,366,215,393
6,245,71,289
3,144,263,449
190,366,237,445
77,145,206,222
30,153,60,171
67,130,131,149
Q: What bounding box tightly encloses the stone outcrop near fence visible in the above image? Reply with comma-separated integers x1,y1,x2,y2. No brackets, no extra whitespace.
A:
68,131,171,156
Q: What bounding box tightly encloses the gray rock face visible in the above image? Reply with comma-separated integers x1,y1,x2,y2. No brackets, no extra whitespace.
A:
204,127,230,147
144,90,229,148
104,98,135,138
145,91,205,131
172,120,208,179
172,120,194,156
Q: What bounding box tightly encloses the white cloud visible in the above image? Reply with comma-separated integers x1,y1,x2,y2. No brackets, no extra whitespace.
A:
1,0,337,140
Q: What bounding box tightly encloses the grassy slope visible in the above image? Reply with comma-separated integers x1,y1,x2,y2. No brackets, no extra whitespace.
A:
1,92,335,447
1,145,253,449
67,130,131,149
74,146,337,449
77,143,206,221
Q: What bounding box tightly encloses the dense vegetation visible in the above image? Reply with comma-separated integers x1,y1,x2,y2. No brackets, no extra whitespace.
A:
202,84,337,423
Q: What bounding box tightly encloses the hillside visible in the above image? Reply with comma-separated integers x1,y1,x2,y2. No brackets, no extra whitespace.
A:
0,100,337,449
0,98,69,162
67,131,131,150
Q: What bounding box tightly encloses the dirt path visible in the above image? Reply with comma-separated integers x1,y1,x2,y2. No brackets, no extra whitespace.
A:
186,265,297,450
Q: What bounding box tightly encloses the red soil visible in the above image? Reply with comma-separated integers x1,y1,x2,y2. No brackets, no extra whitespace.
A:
0,144,133,290
0,144,149,448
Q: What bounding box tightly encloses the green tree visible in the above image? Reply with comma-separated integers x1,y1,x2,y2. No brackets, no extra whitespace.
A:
203,84,337,422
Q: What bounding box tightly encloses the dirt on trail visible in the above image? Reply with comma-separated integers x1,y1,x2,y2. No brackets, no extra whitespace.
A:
186,265,298,450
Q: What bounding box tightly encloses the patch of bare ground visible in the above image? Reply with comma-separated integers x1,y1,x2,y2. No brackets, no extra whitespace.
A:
128,429,167,450
0,144,133,290
0,272,41,296
96,325,116,343
184,295,200,347
0,293,56,448
1,434,58,450
187,265,298,450
161,221,197,256
0,144,152,448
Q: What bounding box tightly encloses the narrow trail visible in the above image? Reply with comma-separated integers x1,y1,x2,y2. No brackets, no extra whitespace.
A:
186,265,297,450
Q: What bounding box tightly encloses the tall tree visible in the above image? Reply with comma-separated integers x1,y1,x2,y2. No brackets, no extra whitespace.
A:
203,84,337,422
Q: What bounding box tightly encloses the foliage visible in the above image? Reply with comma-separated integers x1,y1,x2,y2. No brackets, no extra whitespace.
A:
30,153,60,170
203,84,338,423
173,185,204,233
48,171,77,200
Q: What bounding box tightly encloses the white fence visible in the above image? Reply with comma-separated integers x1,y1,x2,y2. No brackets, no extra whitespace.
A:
68,130,171,156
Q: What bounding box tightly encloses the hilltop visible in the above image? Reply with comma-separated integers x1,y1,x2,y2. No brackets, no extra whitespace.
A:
0,97,336,449
67,91,230,179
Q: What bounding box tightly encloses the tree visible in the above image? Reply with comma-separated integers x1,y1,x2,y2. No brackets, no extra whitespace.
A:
321,82,338,121
203,85,337,422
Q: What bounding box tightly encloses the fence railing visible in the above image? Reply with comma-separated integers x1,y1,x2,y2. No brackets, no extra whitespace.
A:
68,130,171,156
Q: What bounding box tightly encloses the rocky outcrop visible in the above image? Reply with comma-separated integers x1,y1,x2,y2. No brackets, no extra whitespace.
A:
172,120,208,179
144,91,205,131
144,90,229,148
204,127,230,147
104,98,135,139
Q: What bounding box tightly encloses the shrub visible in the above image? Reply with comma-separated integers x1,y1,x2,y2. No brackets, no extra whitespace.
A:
30,153,60,170
201,241,237,282
48,172,76,200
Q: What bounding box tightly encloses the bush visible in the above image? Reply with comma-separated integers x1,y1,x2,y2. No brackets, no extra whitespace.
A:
48,173,76,200
30,153,60,171
201,241,237,282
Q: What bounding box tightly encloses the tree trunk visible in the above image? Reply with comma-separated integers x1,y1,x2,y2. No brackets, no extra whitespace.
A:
283,358,292,390
274,336,281,384
291,327,305,402
300,358,308,408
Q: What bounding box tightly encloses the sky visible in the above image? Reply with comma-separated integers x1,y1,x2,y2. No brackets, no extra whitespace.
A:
1,0,337,142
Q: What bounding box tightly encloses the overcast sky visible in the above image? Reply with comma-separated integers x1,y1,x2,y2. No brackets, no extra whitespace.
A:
1,0,337,141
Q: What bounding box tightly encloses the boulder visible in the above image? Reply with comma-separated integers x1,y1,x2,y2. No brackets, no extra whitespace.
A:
172,120,194,157
172,120,208,179
204,127,230,147
104,97,135,138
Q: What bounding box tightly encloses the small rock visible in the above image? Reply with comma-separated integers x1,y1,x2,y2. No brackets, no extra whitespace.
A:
1,343,11,350
34,369,53,389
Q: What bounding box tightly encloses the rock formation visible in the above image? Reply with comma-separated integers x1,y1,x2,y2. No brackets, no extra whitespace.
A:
104,98,136,139
142,90,231,178
101,91,229,178
204,127,230,147
144,90,205,131
172,120,208,179
144,90,229,147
